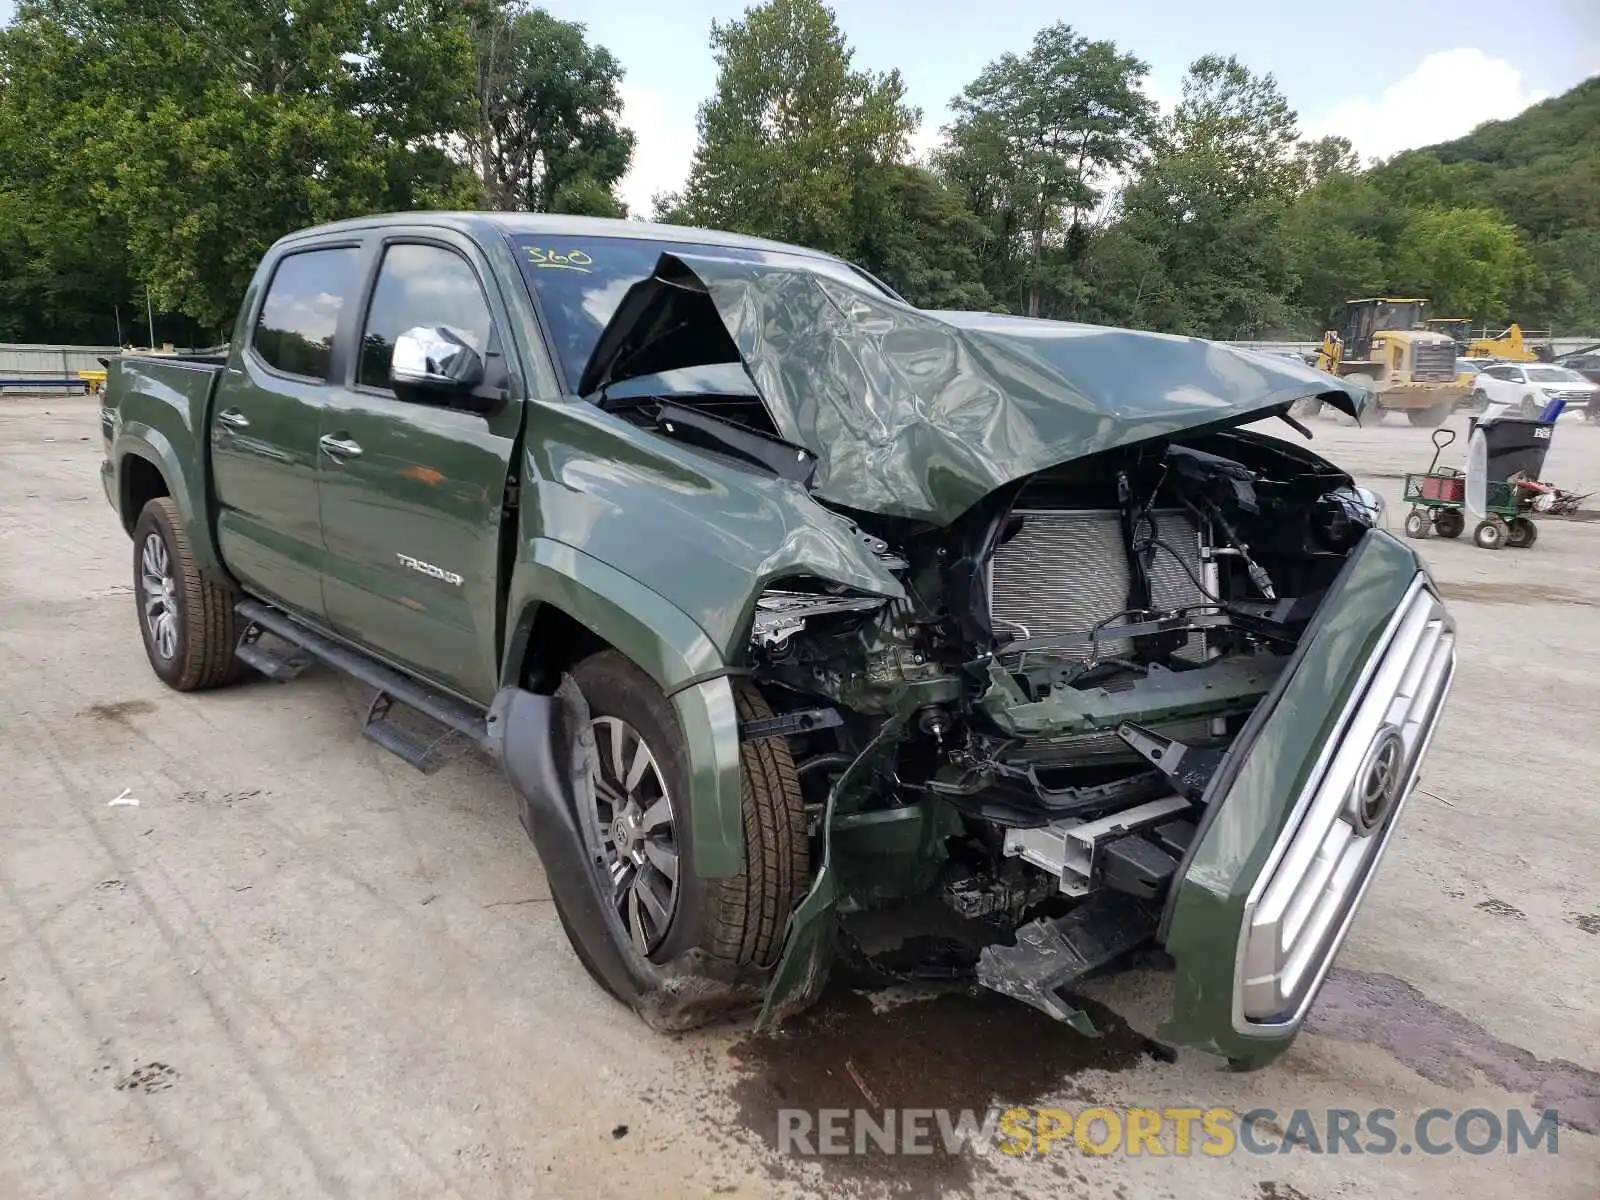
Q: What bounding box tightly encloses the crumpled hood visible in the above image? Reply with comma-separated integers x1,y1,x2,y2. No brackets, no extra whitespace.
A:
581,251,1366,526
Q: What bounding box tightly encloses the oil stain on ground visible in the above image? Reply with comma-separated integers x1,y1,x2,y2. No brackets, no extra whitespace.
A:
1308,967,1600,1134
81,699,155,723
1434,580,1597,608
729,983,1158,1193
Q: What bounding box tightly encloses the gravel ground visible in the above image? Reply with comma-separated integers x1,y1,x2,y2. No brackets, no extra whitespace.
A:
2,394,1596,1199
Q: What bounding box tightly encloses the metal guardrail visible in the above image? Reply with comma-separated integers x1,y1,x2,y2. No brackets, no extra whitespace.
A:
4,334,1596,393
0,342,199,393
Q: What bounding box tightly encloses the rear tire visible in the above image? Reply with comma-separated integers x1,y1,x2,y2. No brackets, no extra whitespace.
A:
1506,517,1538,549
1434,509,1465,539
1344,373,1377,421
563,652,807,1026
132,498,246,691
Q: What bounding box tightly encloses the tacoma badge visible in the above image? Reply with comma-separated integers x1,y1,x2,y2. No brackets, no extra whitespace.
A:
396,553,463,587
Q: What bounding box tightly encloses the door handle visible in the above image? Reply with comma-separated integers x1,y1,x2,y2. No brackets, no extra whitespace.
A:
319,434,363,460
216,408,250,430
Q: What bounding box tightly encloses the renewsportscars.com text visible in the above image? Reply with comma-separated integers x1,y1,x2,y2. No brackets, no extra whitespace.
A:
776,1106,1562,1158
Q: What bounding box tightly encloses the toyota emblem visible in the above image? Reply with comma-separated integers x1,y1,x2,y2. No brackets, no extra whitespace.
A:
1350,726,1407,835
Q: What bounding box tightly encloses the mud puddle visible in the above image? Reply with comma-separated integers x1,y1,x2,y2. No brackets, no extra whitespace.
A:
729,983,1159,1193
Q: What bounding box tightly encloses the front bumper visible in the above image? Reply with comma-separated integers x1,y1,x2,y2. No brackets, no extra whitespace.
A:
1159,532,1455,1064
1377,382,1469,408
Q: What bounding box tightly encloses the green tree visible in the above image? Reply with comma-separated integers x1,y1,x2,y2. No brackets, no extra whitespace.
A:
940,22,1155,316
851,164,993,310
470,4,633,215
661,0,918,257
4,0,485,334
1276,144,1397,331
1114,55,1304,337
0,6,140,342
1392,207,1533,323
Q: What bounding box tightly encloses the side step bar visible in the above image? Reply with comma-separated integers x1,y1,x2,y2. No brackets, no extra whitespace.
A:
235,600,489,772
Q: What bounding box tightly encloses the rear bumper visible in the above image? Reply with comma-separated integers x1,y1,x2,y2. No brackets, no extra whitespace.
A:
1158,532,1455,1064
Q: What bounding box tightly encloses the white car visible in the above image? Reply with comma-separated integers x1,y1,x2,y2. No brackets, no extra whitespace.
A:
1470,363,1600,420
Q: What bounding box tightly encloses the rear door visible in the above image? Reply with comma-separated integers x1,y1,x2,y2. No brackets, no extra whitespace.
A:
1480,365,1515,404
316,231,524,705
211,243,362,618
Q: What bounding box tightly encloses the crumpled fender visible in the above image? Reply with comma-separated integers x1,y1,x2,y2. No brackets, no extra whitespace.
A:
489,676,778,1030
488,679,653,1005
756,711,914,1028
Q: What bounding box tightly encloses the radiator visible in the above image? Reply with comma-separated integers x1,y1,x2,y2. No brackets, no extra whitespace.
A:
987,508,1207,659
1411,341,1458,383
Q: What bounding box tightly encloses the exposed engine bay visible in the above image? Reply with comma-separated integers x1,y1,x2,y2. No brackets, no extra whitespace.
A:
739,427,1383,1024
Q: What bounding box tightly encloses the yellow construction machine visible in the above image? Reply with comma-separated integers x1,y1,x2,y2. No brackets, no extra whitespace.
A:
1311,298,1468,426
1425,318,1547,363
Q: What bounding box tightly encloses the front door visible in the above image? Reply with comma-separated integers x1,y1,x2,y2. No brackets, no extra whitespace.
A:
317,234,523,705
211,244,362,618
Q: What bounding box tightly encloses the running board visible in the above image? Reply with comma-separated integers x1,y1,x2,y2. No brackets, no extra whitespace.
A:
235,600,489,772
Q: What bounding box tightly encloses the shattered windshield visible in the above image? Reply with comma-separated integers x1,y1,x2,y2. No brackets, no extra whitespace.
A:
508,234,892,395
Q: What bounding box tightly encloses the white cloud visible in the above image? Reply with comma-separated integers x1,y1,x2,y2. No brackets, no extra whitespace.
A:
1304,48,1548,163
617,83,700,219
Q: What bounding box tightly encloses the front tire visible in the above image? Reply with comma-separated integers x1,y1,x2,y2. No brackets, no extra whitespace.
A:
564,651,807,1026
1506,517,1538,549
1408,403,1452,427
132,498,246,690
1403,510,1431,539
1473,518,1508,551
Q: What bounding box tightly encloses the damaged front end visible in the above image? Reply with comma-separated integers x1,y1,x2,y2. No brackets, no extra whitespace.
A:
569,250,1455,1063
742,430,1431,1051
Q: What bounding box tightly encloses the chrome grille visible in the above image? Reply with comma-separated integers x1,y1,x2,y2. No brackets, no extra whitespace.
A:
1236,577,1455,1029
988,508,1206,657
1411,340,1458,382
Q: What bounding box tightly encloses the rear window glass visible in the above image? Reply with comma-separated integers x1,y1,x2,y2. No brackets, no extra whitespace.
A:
509,234,891,394
253,247,359,379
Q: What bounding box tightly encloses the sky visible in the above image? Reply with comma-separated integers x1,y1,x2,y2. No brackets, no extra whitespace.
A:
4,0,1597,216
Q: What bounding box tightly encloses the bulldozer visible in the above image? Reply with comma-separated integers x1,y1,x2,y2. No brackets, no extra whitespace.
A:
1311,298,1468,425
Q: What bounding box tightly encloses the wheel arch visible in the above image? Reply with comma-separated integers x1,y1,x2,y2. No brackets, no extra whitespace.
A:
114,431,224,576
119,449,170,535
498,540,746,878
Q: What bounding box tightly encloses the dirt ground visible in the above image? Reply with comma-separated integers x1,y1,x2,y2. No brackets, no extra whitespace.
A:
2,394,1596,1200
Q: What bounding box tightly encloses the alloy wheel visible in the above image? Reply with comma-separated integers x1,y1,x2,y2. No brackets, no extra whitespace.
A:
139,533,179,660
586,716,680,956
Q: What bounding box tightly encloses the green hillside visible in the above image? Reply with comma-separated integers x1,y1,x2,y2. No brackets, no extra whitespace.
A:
1373,77,1600,330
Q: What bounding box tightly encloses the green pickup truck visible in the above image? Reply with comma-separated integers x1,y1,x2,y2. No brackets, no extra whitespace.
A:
100,212,1456,1065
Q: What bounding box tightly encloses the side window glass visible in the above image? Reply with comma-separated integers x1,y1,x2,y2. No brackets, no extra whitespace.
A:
253,247,359,379
359,244,493,391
